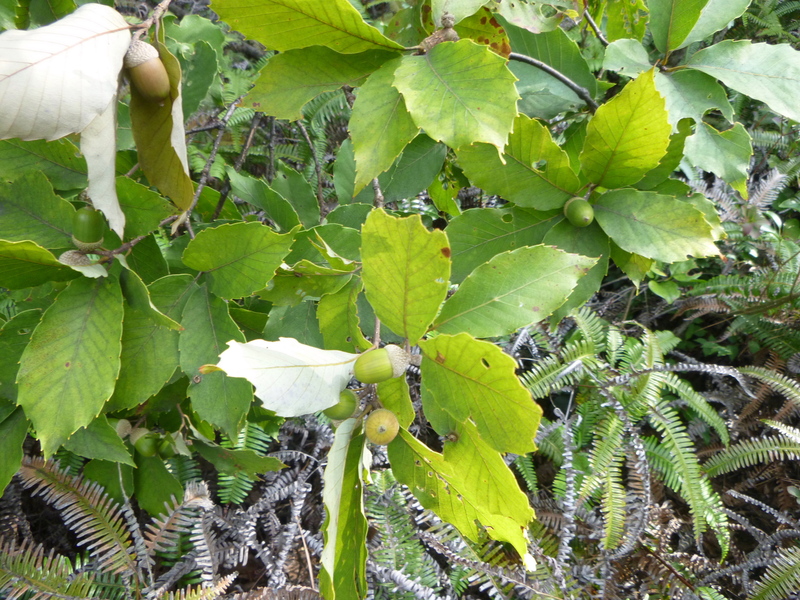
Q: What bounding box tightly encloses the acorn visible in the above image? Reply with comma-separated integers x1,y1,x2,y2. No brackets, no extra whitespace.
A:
365,408,400,445
124,40,171,102
130,427,159,457
324,389,359,420
71,207,105,252
157,434,178,459
353,345,410,384
564,197,594,228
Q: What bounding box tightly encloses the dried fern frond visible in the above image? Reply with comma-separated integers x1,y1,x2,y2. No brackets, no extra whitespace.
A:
160,572,237,600
750,546,800,600
17,456,138,576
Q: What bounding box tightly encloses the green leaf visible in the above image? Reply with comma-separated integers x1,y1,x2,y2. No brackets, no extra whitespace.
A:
433,245,596,337
117,176,175,239
0,240,78,289
259,262,352,306
393,40,518,151
193,439,285,476
0,172,74,248
361,208,450,345
271,165,321,228
649,0,709,52
377,376,414,429
263,303,324,346
0,138,87,190
543,221,610,324
654,69,733,129
594,189,719,262
129,40,193,211
447,206,559,283
431,0,487,25
580,69,671,188
133,453,184,516
351,57,419,193
119,267,181,331
687,40,800,123
319,419,368,599
182,222,296,299
678,0,751,49
635,118,693,190
213,0,404,53
684,122,752,198
16,276,123,457
246,47,393,121
180,286,253,436
0,310,41,402
603,39,651,77
379,135,447,203
225,167,300,233
605,0,648,42
83,460,134,506
126,235,169,285
318,278,371,352
419,333,542,454
0,407,28,495
388,427,534,557
609,242,653,287
175,40,218,118
63,415,134,465
457,114,582,211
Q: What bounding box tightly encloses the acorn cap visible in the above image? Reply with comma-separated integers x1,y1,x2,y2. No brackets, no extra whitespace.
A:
124,40,160,69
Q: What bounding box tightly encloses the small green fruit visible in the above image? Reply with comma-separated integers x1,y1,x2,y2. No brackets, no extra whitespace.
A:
71,207,105,251
157,434,178,459
354,345,410,384
365,409,400,445
130,428,159,457
324,389,359,420
564,197,594,228
124,40,171,102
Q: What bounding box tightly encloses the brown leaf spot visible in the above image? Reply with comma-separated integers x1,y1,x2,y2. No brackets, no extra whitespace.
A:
441,247,451,258
435,352,446,364
64,361,71,369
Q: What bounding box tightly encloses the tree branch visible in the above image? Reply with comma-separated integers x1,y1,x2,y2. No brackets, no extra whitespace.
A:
508,52,599,112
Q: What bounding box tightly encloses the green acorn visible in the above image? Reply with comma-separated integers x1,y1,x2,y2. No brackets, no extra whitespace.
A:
324,389,359,420
124,40,171,102
353,345,410,384
564,197,594,228
71,207,105,252
130,428,159,457
365,409,400,445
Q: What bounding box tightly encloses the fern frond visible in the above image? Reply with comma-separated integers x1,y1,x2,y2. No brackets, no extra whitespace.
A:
513,455,538,494
145,481,213,558
0,538,96,599
663,373,730,443
569,306,607,353
750,546,800,600
701,435,800,477
579,414,624,501
738,365,800,407
218,422,272,504
17,456,138,576
600,457,626,551
160,572,237,600
521,340,603,399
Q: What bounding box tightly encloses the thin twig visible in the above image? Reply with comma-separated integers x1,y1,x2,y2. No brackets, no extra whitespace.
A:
583,9,609,47
508,52,599,112
211,112,263,220
131,0,172,40
371,177,385,208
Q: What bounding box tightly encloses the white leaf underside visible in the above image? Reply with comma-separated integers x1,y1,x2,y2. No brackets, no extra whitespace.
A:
0,4,131,141
217,338,358,417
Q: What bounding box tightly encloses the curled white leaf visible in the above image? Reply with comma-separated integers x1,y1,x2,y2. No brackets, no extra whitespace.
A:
217,338,358,417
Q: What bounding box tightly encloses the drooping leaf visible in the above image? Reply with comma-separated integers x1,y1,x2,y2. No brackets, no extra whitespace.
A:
447,206,559,283
393,39,518,152
16,276,123,456
457,114,582,211
350,57,419,193
594,189,719,262
129,39,194,212
687,40,800,123
320,419,368,600
361,208,451,345
433,245,596,337
182,222,296,299
579,69,671,188
419,333,542,454
246,47,393,121
216,337,358,417
0,240,78,289
0,171,74,248
318,277,371,353
180,285,253,436
212,0,404,53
